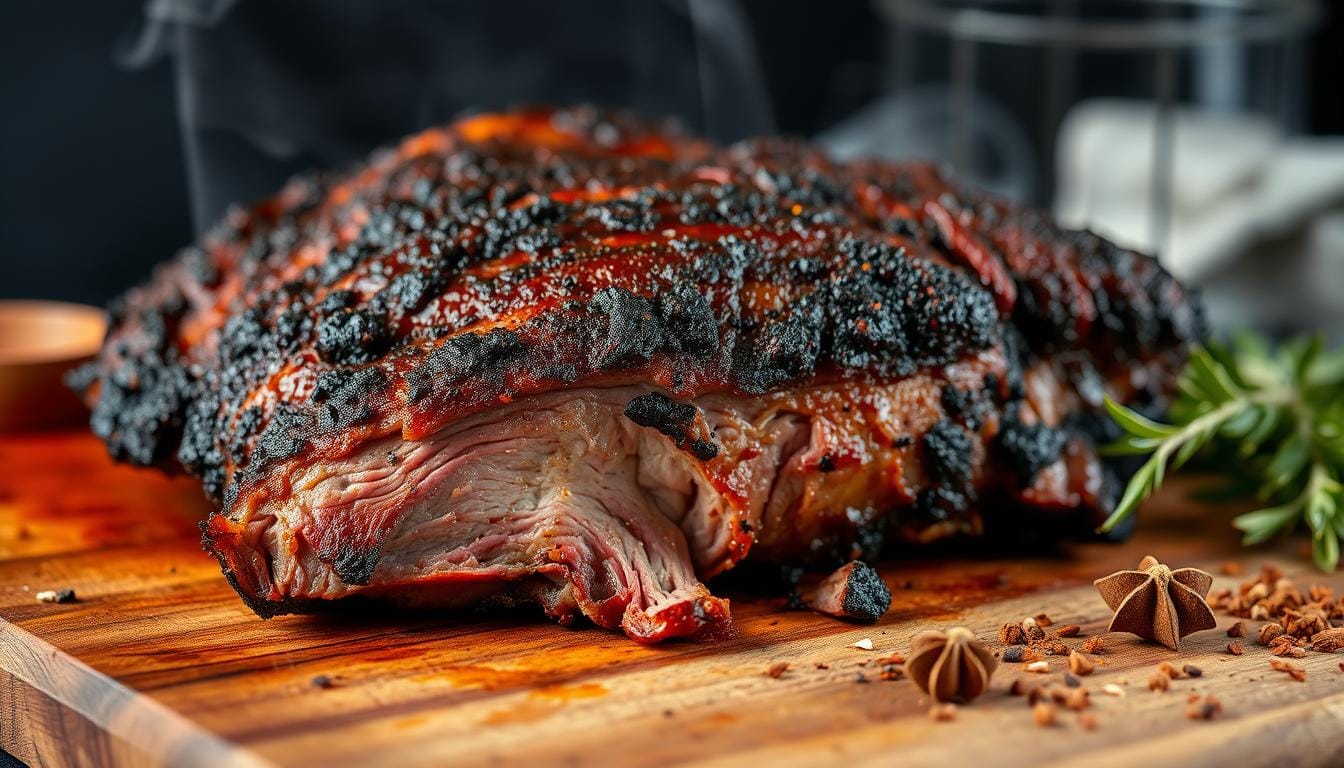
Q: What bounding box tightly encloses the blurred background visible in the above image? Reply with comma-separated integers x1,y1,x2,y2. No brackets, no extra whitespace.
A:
1,0,1341,338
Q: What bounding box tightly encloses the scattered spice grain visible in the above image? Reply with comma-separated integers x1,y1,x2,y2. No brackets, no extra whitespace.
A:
1054,624,1081,638
765,662,790,679
1033,702,1057,727
1269,659,1307,682
1311,628,1344,653
1067,651,1095,676
999,623,1027,645
1227,642,1245,656
1227,620,1246,638
34,589,76,604
1156,661,1183,679
928,703,958,722
1186,695,1222,720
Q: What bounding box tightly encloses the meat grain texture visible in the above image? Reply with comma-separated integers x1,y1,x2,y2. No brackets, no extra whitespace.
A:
74,107,1201,642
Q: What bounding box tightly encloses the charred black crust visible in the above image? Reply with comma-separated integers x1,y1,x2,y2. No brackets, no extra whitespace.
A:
75,106,1200,608
837,561,893,623
623,391,720,461
923,419,975,490
996,415,1068,483
333,545,382,586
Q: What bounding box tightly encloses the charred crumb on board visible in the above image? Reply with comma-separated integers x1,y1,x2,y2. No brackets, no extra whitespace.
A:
805,561,892,623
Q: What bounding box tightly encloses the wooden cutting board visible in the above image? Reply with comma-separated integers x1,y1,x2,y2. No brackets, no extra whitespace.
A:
3,431,1344,768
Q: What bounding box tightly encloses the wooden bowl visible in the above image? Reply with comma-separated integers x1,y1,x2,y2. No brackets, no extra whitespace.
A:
0,301,106,432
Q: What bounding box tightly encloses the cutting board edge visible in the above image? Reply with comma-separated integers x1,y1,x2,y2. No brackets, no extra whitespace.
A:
0,617,269,768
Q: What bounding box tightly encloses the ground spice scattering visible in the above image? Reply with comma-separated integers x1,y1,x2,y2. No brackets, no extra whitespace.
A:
852,638,875,651
310,675,335,689
1002,647,1025,663
1081,636,1104,654
1228,642,1245,656
765,662,790,679
1227,621,1246,638
1033,702,1057,727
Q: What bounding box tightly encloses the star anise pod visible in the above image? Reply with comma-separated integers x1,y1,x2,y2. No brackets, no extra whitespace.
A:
906,626,997,703
1094,555,1217,650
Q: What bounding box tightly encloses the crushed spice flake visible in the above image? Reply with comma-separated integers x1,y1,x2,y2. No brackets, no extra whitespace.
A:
1063,673,1081,689
852,638,875,651
1054,624,1081,638
999,623,1027,645
1067,651,1095,676
1156,661,1183,680
1063,688,1089,711
1026,661,1050,674
1227,620,1246,638
1079,712,1099,731
1001,646,1026,663
310,674,335,689
1148,673,1171,693
1182,664,1203,678
1033,613,1053,628
765,662,790,679
879,664,904,681
1008,678,1029,696
1082,636,1105,655
929,703,958,722
1258,623,1286,646
1269,658,1307,682
1102,683,1126,698
1227,642,1245,656
1186,695,1223,720
1032,702,1057,727
875,652,906,665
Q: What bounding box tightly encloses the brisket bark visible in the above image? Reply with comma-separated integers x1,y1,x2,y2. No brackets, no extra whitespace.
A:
75,107,1201,642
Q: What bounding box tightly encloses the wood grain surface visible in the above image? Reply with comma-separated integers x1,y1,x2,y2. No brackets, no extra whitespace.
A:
2,431,1343,767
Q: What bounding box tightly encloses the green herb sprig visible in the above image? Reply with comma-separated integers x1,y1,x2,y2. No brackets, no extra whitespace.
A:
1101,332,1344,570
